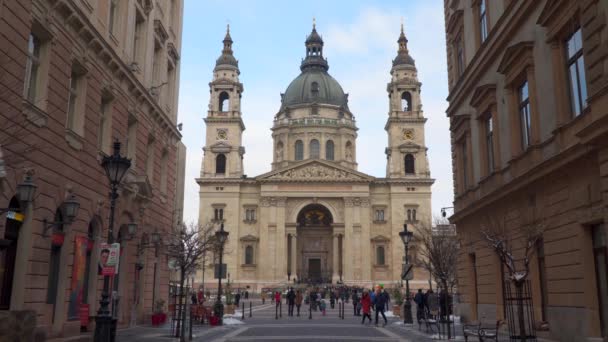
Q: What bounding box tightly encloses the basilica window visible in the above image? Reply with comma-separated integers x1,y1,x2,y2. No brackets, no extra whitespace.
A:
215,154,226,174
401,92,412,111
325,140,334,160
404,154,415,174
376,246,386,266
310,139,320,159
295,140,304,160
245,245,254,265
219,91,230,112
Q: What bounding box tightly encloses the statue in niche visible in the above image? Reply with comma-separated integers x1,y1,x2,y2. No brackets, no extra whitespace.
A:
276,143,284,162
345,145,353,162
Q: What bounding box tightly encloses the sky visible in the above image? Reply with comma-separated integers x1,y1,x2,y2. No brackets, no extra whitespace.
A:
178,0,453,223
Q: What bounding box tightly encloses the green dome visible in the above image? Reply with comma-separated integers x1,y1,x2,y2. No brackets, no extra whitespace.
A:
281,69,348,109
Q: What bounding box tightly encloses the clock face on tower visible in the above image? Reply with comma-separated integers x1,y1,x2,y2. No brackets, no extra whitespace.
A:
217,129,228,140
403,129,414,140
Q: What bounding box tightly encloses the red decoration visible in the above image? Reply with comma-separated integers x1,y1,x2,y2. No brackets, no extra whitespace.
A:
51,232,65,246
79,304,90,326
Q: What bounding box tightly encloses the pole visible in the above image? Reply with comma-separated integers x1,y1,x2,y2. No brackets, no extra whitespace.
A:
249,301,252,318
308,299,312,319
242,302,245,320
403,243,413,324
275,302,278,320
94,185,118,342
214,243,225,325
280,300,282,318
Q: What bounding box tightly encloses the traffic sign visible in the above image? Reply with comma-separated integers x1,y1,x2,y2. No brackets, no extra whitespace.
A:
401,263,413,280
214,263,227,279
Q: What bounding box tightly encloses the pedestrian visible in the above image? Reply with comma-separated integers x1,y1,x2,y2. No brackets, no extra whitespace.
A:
319,298,327,316
383,288,391,312
274,291,281,307
374,286,388,327
287,287,296,317
330,291,336,309
235,292,241,306
414,289,424,322
352,290,360,316
191,293,197,305
261,291,266,304
295,290,303,317
360,290,372,325
245,290,249,299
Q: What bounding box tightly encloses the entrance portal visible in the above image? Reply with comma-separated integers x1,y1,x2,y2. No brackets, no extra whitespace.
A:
294,204,334,284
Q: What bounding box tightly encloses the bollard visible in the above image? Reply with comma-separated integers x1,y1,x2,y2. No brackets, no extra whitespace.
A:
249,301,252,318
309,302,312,319
280,301,282,318
242,302,245,320
341,301,345,320
275,303,278,320
338,302,341,318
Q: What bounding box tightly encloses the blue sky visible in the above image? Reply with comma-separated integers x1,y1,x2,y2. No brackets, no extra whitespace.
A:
178,0,453,223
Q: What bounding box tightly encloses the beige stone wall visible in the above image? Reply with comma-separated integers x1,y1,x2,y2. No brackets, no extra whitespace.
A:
444,0,608,340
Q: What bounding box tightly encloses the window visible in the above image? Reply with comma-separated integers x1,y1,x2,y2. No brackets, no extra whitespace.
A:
245,208,256,221
214,208,224,221
98,96,112,154
295,140,304,160
311,81,319,96
126,115,137,163
166,63,176,115
376,246,385,265
160,149,168,193
66,66,86,135
592,225,608,337
407,209,412,221
152,42,163,101
401,92,412,111
375,210,385,221
461,140,468,190
325,140,334,160
310,139,320,159
479,0,488,43
46,209,63,323
215,154,226,174
146,138,155,181
404,154,415,174
456,34,465,77
412,209,417,221
109,0,118,35
566,28,587,117
133,11,145,63
485,116,494,173
245,245,254,265
219,92,230,112
24,34,41,103
518,80,531,150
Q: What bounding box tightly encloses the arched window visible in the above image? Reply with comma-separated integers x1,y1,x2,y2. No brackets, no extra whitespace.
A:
310,139,320,159
216,154,226,174
311,81,319,96
325,140,334,160
401,92,412,111
405,154,415,174
47,208,64,322
295,140,304,160
219,91,230,112
245,245,254,265
376,246,385,265
0,197,22,309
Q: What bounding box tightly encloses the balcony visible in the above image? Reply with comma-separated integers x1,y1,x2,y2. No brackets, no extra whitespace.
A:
273,117,356,129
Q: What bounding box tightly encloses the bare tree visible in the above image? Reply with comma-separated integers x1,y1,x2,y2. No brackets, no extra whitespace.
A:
480,207,545,341
165,221,218,340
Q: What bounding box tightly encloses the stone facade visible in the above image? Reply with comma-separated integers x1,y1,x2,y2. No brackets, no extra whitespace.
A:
0,0,185,339
443,0,608,341
197,25,434,291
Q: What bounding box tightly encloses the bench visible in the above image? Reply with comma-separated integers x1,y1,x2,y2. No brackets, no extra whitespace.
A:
463,320,501,342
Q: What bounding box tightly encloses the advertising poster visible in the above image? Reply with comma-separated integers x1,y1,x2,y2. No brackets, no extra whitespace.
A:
99,243,120,276
67,236,88,320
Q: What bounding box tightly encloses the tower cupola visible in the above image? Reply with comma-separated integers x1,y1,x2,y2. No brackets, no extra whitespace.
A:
215,25,239,70
301,19,329,72
392,23,415,67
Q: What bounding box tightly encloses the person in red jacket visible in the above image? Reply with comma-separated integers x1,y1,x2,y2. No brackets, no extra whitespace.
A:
360,290,372,324
275,291,282,307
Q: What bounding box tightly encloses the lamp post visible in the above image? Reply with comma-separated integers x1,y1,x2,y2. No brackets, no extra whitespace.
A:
95,141,131,342
399,224,414,324
214,223,229,325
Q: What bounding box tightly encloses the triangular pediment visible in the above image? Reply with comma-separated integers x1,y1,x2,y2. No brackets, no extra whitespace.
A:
208,141,232,153
397,141,423,152
256,159,373,183
371,235,390,242
240,234,259,242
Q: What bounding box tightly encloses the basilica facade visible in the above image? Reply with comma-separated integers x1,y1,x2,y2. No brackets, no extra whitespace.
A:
197,24,434,291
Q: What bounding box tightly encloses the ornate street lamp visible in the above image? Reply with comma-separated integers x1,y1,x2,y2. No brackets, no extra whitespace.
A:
95,141,131,342
42,193,81,237
214,223,229,325
399,223,414,324
0,174,37,215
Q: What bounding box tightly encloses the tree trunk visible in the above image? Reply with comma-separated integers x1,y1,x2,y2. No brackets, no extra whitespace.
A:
516,281,527,342
175,269,185,337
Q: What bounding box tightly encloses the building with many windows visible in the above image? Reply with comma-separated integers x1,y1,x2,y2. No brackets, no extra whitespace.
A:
443,0,608,340
0,0,185,339
197,24,434,291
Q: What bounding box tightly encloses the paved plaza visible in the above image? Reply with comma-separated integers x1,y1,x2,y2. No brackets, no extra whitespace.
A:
116,299,462,342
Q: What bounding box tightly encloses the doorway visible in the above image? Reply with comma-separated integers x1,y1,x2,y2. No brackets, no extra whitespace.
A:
308,259,321,281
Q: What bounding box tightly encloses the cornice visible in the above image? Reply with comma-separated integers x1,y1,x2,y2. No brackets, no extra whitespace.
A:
204,116,246,131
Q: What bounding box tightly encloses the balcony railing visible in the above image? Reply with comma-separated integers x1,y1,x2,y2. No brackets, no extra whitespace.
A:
273,117,356,128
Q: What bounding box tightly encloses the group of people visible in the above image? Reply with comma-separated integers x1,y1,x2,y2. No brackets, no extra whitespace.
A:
413,288,453,322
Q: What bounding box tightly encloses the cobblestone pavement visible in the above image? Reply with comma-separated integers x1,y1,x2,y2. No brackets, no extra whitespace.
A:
116,299,464,342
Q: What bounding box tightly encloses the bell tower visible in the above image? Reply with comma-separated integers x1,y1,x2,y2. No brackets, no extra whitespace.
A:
201,25,246,178
385,24,430,179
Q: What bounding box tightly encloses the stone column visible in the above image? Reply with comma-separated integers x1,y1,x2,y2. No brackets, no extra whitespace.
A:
332,233,340,283
290,234,297,281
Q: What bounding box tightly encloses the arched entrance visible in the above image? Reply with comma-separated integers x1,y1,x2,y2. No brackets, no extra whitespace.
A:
0,196,22,309
295,204,334,283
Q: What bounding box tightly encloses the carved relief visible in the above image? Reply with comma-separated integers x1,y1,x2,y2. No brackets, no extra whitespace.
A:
267,164,365,181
